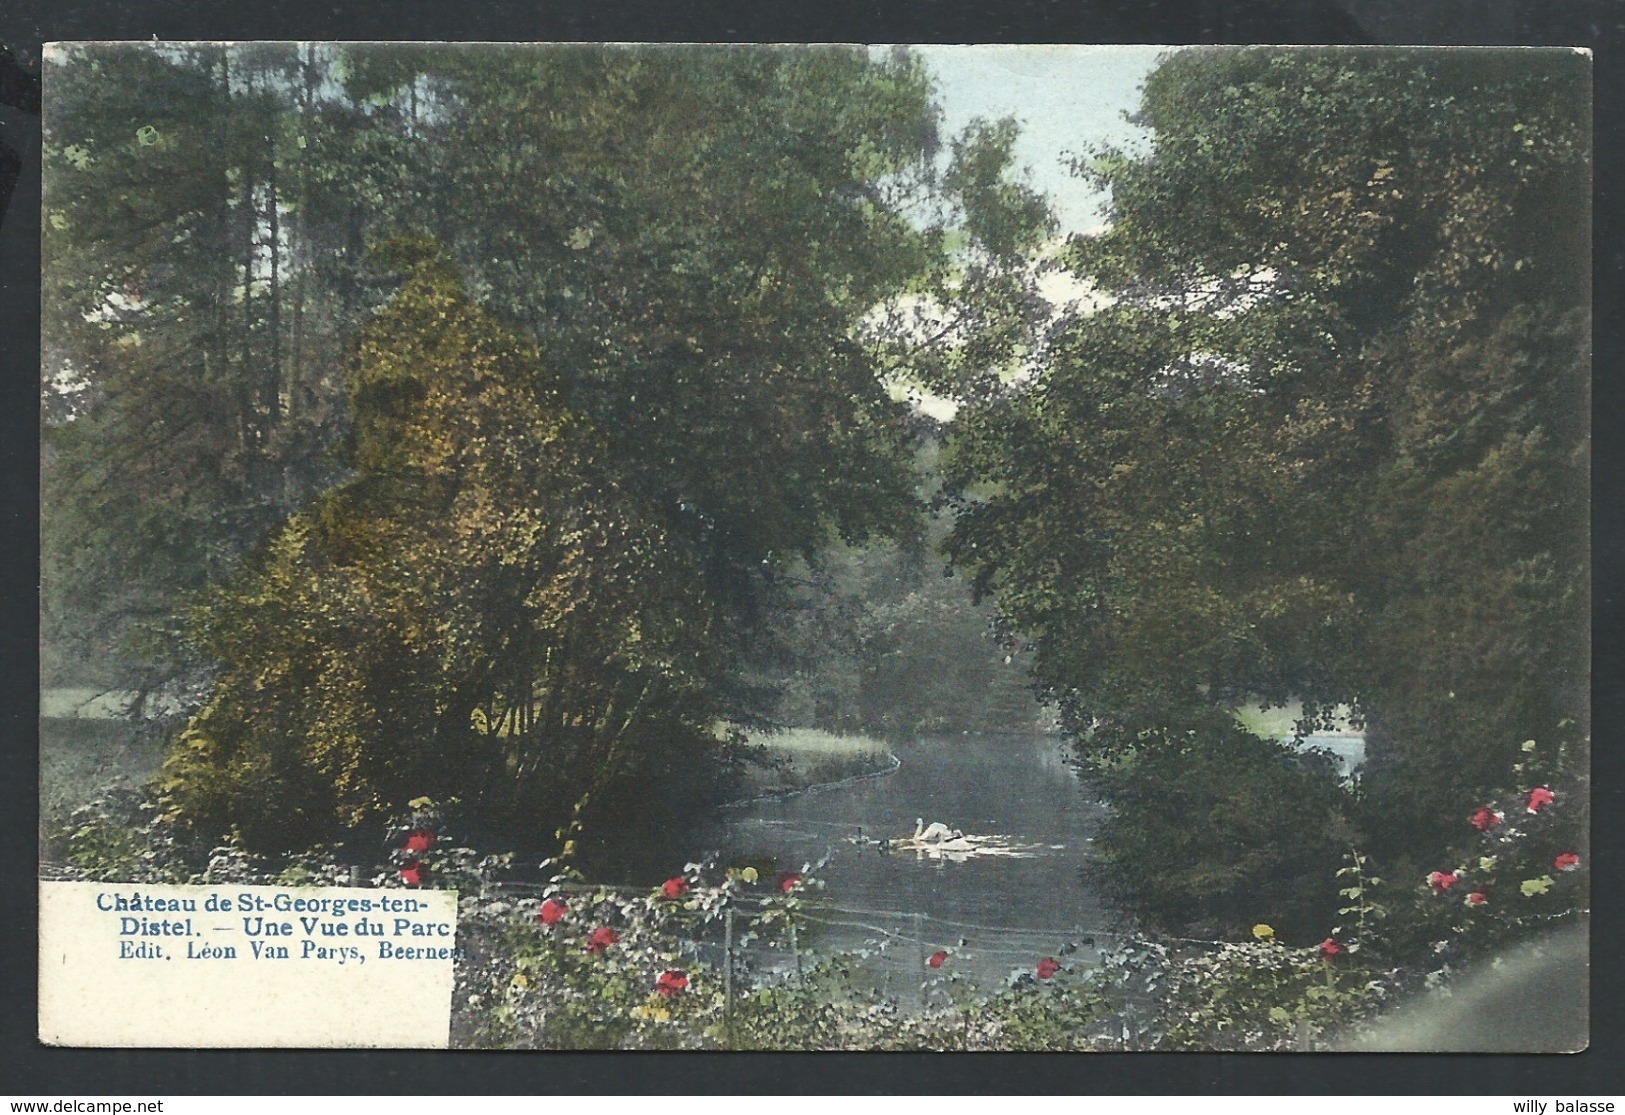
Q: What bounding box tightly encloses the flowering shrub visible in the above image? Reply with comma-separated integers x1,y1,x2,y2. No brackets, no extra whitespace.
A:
377,799,511,893
726,956,901,1050
1152,936,1381,1051
1386,740,1588,989
1097,730,1589,1053
537,896,568,925
459,858,832,1050
50,733,1588,1052
585,925,621,954
403,828,438,853
895,955,1118,1052
464,889,720,1049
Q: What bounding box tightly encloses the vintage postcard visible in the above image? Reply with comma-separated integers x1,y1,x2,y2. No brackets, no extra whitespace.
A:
39,42,1589,1050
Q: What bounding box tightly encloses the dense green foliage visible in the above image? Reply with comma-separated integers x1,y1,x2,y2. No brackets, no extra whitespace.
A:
1082,719,1350,938
372,48,934,595
44,42,1588,993
758,522,1047,743
944,48,1589,929
162,245,723,848
43,45,349,693
45,44,1053,856
53,786,1587,1051
53,709,1587,1052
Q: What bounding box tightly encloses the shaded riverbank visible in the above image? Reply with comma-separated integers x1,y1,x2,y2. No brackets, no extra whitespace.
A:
730,728,899,803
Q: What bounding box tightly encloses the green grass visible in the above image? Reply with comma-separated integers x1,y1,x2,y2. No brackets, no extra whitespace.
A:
1234,700,1357,740
754,728,889,759
740,728,893,796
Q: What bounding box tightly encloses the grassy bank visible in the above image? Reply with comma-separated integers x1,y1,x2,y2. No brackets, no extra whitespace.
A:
1234,700,1358,740
737,728,896,799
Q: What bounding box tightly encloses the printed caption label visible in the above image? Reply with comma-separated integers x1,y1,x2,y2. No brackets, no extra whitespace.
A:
39,881,458,1047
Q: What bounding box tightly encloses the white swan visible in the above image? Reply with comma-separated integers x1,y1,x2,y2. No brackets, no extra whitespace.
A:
913,818,963,843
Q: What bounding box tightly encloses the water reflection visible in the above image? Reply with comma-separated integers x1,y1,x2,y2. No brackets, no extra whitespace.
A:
883,830,1063,862
697,733,1110,993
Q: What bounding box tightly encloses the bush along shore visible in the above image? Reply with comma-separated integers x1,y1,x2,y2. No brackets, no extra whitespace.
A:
47,736,1587,1052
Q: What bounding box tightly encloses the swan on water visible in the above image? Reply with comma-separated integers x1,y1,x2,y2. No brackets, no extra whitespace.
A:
913,818,963,843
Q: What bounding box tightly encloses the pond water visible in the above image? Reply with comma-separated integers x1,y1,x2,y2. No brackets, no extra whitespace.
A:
694,733,1113,998
1298,734,1366,780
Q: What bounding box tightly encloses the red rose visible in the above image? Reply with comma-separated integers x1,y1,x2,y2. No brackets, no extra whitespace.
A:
661,876,688,900
927,950,948,970
537,896,568,926
1036,957,1060,980
1427,871,1458,894
1469,807,1501,832
403,827,438,853
654,969,688,997
778,872,802,894
1526,786,1555,813
399,860,424,887
1554,852,1581,872
1319,937,1345,958
586,926,620,954
1465,891,1488,906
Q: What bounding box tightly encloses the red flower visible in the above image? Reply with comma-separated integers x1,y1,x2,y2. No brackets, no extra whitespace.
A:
586,926,620,954
1554,852,1581,872
1469,807,1501,832
1427,871,1458,894
927,950,948,969
399,860,424,887
1036,957,1060,980
1526,786,1555,813
537,896,568,926
654,969,688,997
1319,937,1345,958
1465,891,1488,906
778,872,802,894
661,876,688,900
403,827,438,853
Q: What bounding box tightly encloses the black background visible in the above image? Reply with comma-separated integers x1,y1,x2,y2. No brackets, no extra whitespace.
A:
1,0,1619,1096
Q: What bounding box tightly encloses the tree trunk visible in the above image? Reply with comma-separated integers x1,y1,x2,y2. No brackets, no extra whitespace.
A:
290,43,316,421
240,67,260,448
266,125,283,432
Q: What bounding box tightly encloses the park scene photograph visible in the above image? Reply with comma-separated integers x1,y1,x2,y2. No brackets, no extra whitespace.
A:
39,42,1588,1051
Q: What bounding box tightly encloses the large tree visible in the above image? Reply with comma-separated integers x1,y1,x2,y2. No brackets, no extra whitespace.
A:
102,44,1054,855
944,47,1589,921
44,43,1051,709
164,242,726,851
42,44,354,695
